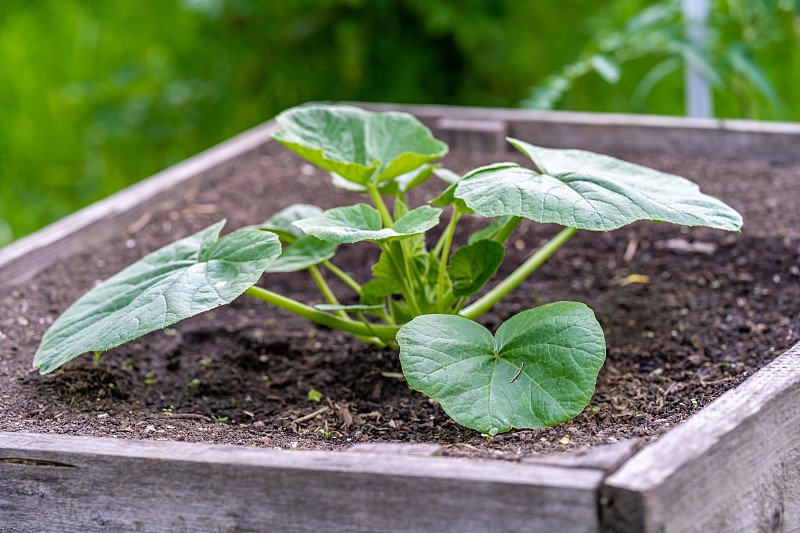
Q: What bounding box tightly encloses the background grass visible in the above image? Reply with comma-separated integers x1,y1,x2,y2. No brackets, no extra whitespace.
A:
1,0,798,247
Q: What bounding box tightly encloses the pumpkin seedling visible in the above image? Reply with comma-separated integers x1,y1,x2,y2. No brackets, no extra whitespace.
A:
33,104,742,435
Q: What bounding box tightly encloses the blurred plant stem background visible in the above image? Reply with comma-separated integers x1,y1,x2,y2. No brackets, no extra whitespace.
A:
1,0,798,247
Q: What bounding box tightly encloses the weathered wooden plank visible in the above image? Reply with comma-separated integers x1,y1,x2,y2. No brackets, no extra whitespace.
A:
359,103,800,163
434,117,507,153
347,442,443,456
0,432,605,533
0,121,279,286
600,342,800,533
522,440,640,471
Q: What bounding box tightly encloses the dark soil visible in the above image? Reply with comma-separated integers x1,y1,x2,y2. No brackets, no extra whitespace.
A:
1,141,799,461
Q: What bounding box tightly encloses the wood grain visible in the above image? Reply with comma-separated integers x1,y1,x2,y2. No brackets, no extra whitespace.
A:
0,432,605,533
359,103,800,164
601,342,800,533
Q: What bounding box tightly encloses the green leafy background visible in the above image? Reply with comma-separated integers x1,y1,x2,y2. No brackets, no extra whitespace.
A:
2,0,798,247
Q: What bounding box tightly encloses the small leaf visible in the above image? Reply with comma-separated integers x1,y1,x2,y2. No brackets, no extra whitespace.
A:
361,279,402,305
432,167,462,185
294,204,441,244
447,240,505,297
308,389,323,402
454,139,743,232
393,196,410,219
34,222,282,374
397,302,606,433
273,104,447,186
259,204,324,242
268,236,337,273
391,206,442,235
373,235,429,282
468,216,514,244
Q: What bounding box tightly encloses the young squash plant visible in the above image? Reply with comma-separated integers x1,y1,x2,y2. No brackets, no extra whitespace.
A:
33,104,743,436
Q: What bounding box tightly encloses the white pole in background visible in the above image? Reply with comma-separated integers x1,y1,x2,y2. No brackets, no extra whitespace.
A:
682,0,714,117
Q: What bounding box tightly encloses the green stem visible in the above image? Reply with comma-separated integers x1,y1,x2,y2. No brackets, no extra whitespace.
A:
433,207,464,257
492,216,523,244
386,296,397,325
380,242,423,316
436,209,460,312
460,227,578,320
245,286,399,340
308,266,347,319
368,185,394,228
322,260,362,296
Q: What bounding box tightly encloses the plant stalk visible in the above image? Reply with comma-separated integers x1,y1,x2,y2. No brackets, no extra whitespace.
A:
308,266,347,319
245,286,399,340
380,242,423,316
459,227,578,320
436,208,460,312
367,184,394,228
492,216,523,244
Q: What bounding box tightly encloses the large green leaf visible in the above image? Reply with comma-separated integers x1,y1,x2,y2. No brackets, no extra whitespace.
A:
293,204,441,244
453,139,743,232
447,240,505,297
273,104,447,186
33,221,281,374
397,302,606,434
430,163,517,214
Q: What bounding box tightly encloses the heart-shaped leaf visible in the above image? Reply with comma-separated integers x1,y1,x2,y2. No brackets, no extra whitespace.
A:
33,221,281,374
447,240,505,297
397,302,605,434
273,104,447,186
294,204,441,244
453,138,743,232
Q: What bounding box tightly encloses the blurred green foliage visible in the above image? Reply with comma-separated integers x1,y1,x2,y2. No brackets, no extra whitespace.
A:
523,0,800,118
1,0,798,247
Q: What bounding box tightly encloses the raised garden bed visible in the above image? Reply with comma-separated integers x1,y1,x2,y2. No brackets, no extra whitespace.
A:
1,104,799,532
